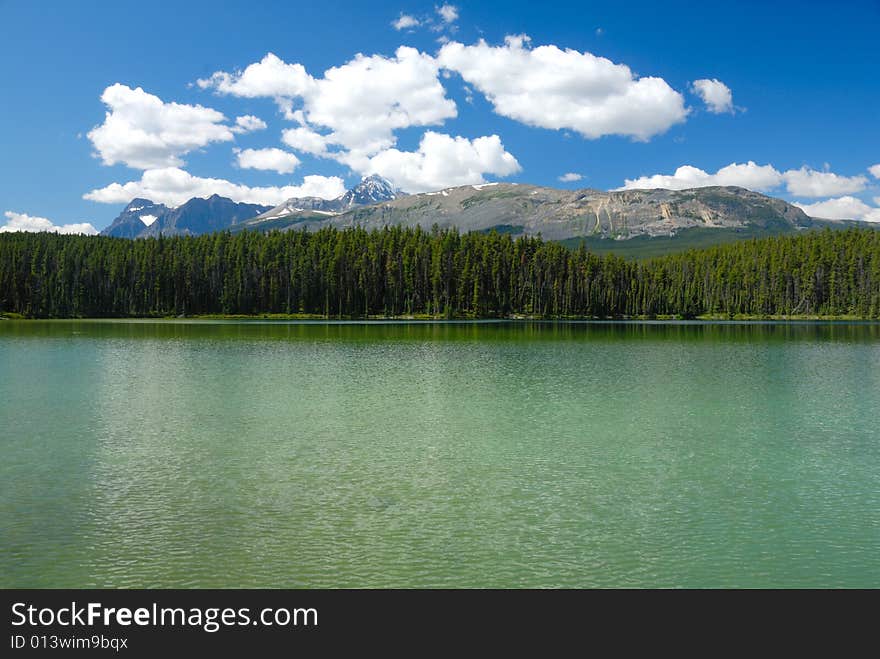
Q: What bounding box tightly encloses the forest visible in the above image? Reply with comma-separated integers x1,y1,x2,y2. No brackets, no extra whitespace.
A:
1,226,879,319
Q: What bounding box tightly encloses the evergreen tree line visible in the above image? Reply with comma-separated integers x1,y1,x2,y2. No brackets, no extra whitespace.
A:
1,226,879,318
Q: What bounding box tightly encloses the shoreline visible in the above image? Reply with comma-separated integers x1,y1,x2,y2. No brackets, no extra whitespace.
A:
2,312,878,322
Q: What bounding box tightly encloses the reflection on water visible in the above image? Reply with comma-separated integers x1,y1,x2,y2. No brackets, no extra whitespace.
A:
1,320,879,587
3,317,880,343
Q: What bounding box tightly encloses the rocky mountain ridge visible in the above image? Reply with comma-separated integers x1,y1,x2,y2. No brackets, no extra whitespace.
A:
101,196,271,238
252,174,402,222
102,178,822,243
238,182,815,241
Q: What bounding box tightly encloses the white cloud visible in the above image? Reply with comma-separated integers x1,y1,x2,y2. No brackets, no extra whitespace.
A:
437,4,458,23
0,211,98,235
281,126,329,155
196,53,314,100
234,147,301,174
690,78,734,114
794,196,880,222
88,84,234,169
357,131,520,193
869,164,880,179
306,47,456,158
620,161,877,198
782,167,867,197
232,115,267,134
83,167,346,207
393,14,420,30
437,36,687,140
620,161,783,191
199,48,457,161
559,172,583,182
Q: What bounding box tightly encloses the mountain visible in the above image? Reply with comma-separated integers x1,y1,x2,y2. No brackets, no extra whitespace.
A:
251,174,402,223
238,183,815,242
101,195,271,238
102,180,826,255
338,174,400,206
100,198,170,238
102,176,400,238
151,195,270,236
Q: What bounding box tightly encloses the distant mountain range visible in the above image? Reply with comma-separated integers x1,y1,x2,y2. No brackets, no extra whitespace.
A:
250,174,403,222
103,175,863,251
101,196,272,238
101,175,402,238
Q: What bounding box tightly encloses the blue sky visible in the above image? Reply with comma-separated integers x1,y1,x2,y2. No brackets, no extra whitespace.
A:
1,0,878,232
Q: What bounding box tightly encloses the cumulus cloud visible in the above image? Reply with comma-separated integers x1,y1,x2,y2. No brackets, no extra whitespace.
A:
281,126,329,156
234,147,300,174
83,168,346,207
794,197,880,222
620,161,876,197
198,40,687,185
869,164,880,179
559,172,583,182
782,167,867,197
0,211,97,235
357,131,520,193
87,84,234,169
621,161,784,191
436,4,458,23
199,48,456,162
690,78,734,114
437,36,688,140
307,47,456,156
392,14,420,30
196,53,313,100
232,115,267,134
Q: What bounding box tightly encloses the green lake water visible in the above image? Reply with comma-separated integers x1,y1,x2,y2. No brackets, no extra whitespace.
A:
1,320,879,588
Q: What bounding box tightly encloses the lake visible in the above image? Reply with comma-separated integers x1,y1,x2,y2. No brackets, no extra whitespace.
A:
1,320,879,588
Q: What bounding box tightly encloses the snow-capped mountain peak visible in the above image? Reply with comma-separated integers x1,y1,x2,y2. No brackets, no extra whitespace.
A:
341,174,400,207
253,175,404,222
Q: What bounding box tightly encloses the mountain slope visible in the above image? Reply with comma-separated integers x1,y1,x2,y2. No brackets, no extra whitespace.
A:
146,195,269,236
103,180,826,252
102,196,270,238
240,183,814,241
248,174,402,224
100,199,170,238
101,175,402,239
